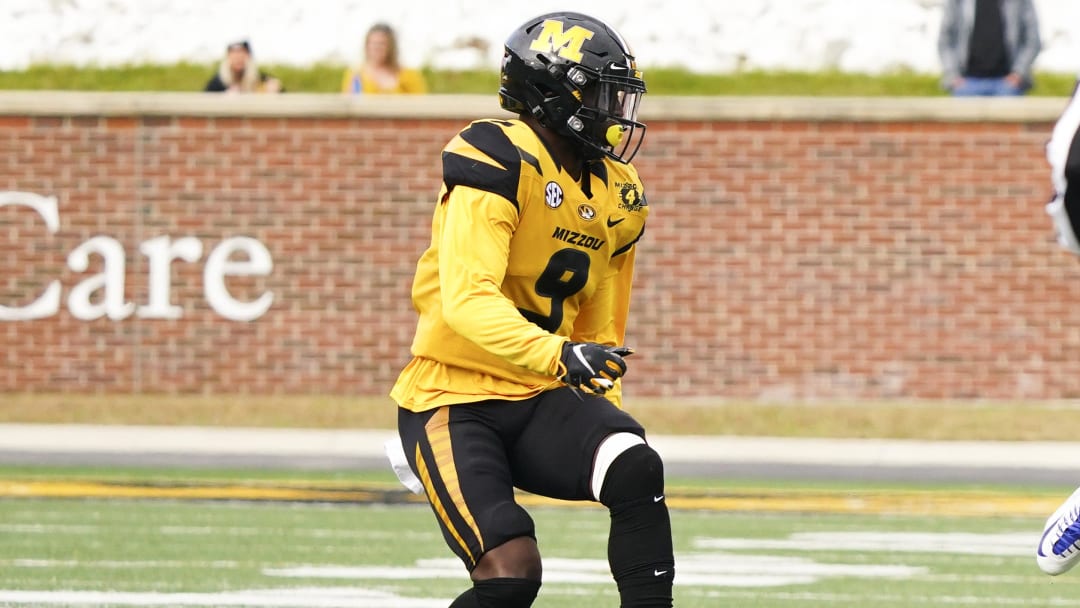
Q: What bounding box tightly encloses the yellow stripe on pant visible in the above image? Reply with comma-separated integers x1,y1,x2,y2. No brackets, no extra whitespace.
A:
417,407,485,566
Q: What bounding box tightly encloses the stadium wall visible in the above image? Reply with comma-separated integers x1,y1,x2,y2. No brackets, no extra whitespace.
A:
1,92,1075,401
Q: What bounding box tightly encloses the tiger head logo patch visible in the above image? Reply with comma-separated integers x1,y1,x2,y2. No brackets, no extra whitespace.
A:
577,203,597,221
618,182,646,212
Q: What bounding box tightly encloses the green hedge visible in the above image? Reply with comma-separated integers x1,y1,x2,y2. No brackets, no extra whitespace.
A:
0,63,1076,96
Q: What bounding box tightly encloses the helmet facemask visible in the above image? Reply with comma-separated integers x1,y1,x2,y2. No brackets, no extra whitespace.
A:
563,63,646,163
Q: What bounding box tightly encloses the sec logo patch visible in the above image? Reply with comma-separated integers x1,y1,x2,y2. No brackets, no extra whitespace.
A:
545,182,564,209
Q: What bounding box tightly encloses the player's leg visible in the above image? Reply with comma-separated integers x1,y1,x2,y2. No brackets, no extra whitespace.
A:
511,387,675,608
596,435,675,607
398,404,541,607
1037,485,1080,575
451,537,541,607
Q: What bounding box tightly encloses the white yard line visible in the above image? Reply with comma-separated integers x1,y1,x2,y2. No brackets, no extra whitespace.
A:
0,587,1072,608
7,559,240,569
690,589,1080,606
0,588,448,607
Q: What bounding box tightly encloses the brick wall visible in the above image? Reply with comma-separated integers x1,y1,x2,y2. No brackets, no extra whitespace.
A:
1,93,1076,400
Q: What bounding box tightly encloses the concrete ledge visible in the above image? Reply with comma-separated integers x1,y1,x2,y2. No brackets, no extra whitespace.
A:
0,91,1068,122
3,423,1079,470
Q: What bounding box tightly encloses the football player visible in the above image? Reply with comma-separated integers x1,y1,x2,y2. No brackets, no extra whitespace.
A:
1038,78,1080,576
387,11,675,608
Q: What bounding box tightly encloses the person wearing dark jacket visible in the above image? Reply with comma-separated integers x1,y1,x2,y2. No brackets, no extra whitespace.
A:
204,40,283,94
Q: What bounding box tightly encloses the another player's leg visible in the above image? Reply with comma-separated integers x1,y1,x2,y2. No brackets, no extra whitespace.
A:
398,404,542,607
1037,485,1080,575
511,387,675,608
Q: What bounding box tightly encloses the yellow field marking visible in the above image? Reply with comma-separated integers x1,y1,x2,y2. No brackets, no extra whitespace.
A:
0,480,415,504
0,480,1061,518
515,492,1063,518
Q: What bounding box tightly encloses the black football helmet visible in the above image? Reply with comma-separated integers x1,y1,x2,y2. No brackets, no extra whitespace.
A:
499,12,647,163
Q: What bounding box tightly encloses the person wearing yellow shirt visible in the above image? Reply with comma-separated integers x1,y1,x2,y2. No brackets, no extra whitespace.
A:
386,11,673,608
341,23,427,95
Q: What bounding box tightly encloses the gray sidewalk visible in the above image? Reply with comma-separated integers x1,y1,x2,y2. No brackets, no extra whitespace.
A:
0,424,1076,484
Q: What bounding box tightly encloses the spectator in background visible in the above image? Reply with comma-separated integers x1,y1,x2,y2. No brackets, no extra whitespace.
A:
937,0,1041,96
341,23,427,95
204,40,283,94
1037,76,1080,577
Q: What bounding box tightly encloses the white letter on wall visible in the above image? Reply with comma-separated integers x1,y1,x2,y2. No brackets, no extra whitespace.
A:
0,191,61,320
137,236,203,319
204,237,273,321
67,236,136,321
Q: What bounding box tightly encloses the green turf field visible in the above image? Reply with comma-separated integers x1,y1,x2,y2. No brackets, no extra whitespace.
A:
0,466,1077,607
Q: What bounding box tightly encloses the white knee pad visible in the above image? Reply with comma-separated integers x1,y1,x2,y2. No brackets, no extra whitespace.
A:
590,432,646,501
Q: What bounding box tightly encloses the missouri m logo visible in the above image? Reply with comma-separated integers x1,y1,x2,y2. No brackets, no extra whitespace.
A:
529,19,595,63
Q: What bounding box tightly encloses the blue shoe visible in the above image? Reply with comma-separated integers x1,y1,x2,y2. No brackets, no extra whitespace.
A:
1038,487,1080,575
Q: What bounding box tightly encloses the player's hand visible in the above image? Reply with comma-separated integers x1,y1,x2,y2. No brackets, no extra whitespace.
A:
558,342,634,395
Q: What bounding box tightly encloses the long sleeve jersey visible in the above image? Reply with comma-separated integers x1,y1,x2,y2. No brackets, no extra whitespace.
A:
391,118,648,412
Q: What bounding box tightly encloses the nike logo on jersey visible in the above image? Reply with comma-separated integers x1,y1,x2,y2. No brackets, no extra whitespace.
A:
654,569,668,576
653,495,664,502
606,216,625,228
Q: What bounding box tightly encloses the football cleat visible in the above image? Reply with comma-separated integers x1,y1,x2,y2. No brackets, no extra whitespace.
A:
1037,486,1080,575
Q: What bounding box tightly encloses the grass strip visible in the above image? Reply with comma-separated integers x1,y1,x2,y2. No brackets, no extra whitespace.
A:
5,393,1080,441
2,64,1078,96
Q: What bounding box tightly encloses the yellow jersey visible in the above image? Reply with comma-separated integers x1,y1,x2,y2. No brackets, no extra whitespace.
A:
390,118,649,412
341,67,428,94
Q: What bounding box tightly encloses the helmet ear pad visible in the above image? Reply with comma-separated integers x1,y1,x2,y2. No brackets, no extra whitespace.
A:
532,63,587,135
501,57,581,135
